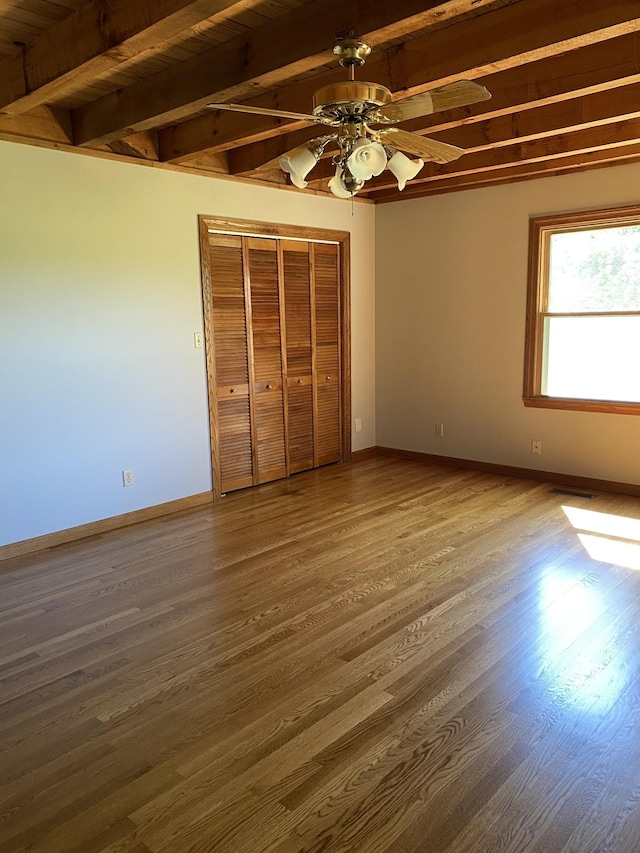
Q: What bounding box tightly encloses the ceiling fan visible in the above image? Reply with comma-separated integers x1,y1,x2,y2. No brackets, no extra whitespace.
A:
208,36,491,198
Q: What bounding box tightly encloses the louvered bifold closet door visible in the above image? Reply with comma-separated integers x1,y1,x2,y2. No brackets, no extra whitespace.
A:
282,241,314,474
314,243,342,466
247,238,288,484
208,234,254,493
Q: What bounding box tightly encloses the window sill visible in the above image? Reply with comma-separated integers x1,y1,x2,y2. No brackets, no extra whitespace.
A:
523,396,640,416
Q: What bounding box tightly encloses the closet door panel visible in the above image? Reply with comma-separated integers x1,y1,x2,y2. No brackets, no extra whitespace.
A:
247,238,287,484
209,235,253,492
314,243,341,466
282,240,314,474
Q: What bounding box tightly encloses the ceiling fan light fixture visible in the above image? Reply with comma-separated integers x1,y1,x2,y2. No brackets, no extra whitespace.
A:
279,146,319,188
207,39,491,199
346,138,387,181
387,150,425,191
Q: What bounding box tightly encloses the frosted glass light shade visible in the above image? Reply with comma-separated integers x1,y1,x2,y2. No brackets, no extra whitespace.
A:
280,147,319,188
328,166,354,198
387,150,424,190
346,139,386,180
328,166,366,197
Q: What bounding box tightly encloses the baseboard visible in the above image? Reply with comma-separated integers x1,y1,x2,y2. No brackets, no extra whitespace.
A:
374,446,640,497
5,448,638,563
0,492,213,563
350,447,378,463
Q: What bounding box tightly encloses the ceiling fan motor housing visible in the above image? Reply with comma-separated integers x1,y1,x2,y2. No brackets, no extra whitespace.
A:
312,81,393,122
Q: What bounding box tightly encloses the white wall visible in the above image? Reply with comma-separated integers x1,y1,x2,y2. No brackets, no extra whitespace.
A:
375,162,640,486
0,141,375,546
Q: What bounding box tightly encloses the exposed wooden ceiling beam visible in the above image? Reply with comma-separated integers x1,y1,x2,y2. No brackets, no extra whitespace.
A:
369,145,640,201
345,118,640,196
0,105,71,145
178,152,229,174
1,1,638,202
228,34,640,177
415,33,640,129
108,132,160,161
417,83,640,154
381,0,640,93
69,0,539,148
220,3,640,176
230,75,640,177
0,0,243,116
158,72,344,163
165,29,640,165
307,112,640,192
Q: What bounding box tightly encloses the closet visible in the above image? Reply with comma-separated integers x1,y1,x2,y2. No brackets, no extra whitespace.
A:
199,217,350,498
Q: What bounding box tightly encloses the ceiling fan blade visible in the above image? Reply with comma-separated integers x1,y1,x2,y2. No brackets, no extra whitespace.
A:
207,102,327,123
378,128,465,164
257,135,337,171
378,80,491,122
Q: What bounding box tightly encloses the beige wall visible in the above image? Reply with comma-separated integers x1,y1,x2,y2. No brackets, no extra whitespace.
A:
6,133,639,549
0,141,375,545
376,162,640,486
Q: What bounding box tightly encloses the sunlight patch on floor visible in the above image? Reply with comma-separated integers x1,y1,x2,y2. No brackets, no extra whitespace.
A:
563,505,640,543
562,504,640,570
577,532,640,571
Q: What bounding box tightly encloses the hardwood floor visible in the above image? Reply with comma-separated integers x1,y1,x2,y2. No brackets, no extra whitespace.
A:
2,457,640,852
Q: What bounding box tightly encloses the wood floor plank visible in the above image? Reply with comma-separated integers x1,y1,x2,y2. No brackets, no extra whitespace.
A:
2,458,640,851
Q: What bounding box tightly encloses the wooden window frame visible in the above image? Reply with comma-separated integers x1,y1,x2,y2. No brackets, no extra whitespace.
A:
523,204,640,416
198,215,352,498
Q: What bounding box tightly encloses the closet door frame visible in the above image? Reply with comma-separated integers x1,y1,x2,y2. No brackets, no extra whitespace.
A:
199,215,351,500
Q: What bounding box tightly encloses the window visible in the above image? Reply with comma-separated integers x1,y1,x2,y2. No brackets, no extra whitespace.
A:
523,205,640,415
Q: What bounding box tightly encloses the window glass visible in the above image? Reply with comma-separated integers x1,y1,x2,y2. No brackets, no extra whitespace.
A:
543,315,640,401
548,226,640,313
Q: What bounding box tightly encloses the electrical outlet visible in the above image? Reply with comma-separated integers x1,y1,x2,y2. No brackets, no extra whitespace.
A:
435,423,444,437
355,418,362,433
531,439,542,455
194,332,204,349
122,469,134,486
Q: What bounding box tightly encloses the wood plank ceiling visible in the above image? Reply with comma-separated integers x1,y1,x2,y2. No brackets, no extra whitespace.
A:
1,0,639,202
